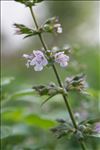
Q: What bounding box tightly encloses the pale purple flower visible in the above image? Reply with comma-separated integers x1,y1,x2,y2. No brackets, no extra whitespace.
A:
54,52,69,67
94,123,100,133
23,50,48,71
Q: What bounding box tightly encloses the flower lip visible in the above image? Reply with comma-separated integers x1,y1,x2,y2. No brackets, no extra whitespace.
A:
54,52,69,67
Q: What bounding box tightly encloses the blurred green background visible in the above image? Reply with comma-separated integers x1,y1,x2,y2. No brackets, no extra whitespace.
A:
1,1,100,150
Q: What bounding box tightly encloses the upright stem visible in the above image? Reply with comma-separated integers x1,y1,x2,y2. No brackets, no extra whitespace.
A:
80,141,87,150
29,6,87,150
52,65,77,129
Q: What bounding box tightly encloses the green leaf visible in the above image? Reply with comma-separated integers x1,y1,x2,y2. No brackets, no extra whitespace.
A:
2,100,35,110
14,23,39,38
2,109,24,124
1,135,26,148
86,89,100,98
2,107,56,129
1,126,12,139
23,114,56,129
9,89,35,99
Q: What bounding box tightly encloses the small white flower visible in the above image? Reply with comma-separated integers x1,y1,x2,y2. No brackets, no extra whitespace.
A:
54,52,69,67
52,46,59,52
23,50,48,71
57,27,62,33
54,23,62,34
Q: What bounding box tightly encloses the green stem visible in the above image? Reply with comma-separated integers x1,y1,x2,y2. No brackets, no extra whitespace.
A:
52,64,77,129
29,6,87,150
79,141,87,150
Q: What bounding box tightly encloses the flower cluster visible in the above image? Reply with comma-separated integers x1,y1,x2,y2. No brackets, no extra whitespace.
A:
23,50,69,71
64,73,87,92
15,0,44,7
42,17,62,34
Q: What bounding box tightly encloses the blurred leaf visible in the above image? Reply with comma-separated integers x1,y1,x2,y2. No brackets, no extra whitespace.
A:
86,89,100,98
1,135,26,148
2,109,24,124
1,77,14,86
23,114,56,129
9,89,35,99
1,126,12,139
1,100,34,110
2,107,56,129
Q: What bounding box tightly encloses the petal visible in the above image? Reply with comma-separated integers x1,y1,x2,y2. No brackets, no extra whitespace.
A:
33,50,44,57
57,27,62,33
60,62,68,67
54,23,61,28
64,55,69,61
34,65,43,71
42,58,48,66
54,52,64,58
23,54,29,59
30,58,36,65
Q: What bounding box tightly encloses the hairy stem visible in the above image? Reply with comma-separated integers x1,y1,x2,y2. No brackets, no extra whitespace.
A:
29,6,87,150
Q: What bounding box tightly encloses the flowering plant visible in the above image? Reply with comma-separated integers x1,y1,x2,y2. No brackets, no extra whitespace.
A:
11,0,100,150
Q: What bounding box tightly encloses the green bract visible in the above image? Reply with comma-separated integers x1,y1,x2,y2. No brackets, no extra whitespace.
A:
32,83,67,106
51,119,75,139
32,83,65,96
64,73,87,93
15,0,44,7
14,23,39,38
